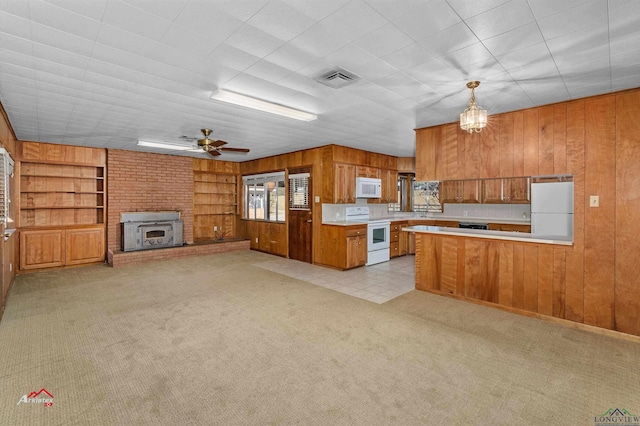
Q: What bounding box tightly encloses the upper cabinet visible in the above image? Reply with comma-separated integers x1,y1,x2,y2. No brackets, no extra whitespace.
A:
481,177,530,204
333,162,356,203
440,179,481,203
356,165,380,178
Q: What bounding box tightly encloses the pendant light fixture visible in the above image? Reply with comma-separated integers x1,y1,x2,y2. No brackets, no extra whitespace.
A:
459,81,487,133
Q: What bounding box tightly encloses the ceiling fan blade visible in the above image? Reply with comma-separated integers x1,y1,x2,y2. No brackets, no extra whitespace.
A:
219,147,250,153
211,139,227,147
206,148,222,157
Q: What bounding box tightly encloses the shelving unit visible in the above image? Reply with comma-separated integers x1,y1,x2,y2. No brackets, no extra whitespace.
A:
17,142,107,271
193,171,238,241
20,163,104,227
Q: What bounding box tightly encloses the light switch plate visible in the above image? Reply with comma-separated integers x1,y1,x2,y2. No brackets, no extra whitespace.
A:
590,195,599,207
314,195,320,203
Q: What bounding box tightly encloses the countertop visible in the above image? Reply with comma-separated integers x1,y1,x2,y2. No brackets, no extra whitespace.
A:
322,216,531,226
403,225,572,246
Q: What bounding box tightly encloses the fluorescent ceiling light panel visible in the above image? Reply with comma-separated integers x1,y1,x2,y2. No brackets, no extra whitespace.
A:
210,89,317,122
137,140,201,152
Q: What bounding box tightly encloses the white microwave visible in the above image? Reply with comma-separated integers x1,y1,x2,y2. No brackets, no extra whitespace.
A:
355,177,382,198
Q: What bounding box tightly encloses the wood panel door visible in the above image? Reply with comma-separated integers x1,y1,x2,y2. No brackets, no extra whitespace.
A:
20,229,64,270
288,168,313,263
65,227,105,265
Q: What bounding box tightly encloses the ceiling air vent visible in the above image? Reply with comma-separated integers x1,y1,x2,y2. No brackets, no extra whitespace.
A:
315,68,360,89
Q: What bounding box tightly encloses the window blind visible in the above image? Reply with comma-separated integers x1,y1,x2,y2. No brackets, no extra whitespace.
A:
0,148,15,227
288,172,310,210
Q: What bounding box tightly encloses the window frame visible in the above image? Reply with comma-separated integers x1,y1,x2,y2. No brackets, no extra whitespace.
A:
242,171,286,222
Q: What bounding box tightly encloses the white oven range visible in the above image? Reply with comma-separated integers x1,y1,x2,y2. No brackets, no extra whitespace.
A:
345,207,391,266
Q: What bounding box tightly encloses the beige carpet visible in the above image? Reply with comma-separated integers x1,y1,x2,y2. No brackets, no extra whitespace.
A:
0,250,639,425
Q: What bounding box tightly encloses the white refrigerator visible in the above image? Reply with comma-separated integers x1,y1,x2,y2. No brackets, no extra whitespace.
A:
530,182,574,237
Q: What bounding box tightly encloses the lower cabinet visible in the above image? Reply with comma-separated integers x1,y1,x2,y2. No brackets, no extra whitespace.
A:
20,226,105,271
346,232,367,269
318,224,367,270
390,221,408,258
488,223,531,233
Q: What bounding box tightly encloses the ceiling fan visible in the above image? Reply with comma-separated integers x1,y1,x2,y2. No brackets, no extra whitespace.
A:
182,128,250,157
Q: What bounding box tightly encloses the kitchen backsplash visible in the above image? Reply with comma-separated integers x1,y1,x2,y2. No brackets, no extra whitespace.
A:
322,200,531,222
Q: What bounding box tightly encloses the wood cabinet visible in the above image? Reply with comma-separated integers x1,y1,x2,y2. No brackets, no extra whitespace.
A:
333,163,356,203
193,171,237,241
243,220,287,257
17,142,107,271
20,162,105,227
317,224,366,270
356,166,379,178
482,177,530,204
439,180,480,204
378,169,398,203
346,228,367,269
390,221,408,258
488,223,531,233
20,225,104,270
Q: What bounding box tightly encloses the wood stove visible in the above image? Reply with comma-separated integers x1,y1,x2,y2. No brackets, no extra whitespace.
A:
120,211,184,252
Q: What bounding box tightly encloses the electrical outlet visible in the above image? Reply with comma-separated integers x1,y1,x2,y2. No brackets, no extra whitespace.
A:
214,226,217,231
9,263,12,272
255,237,258,243
315,195,320,203
463,211,468,217
590,195,599,207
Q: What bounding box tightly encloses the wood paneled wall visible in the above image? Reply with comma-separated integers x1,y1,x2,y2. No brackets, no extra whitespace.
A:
0,103,18,319
415,88,640,336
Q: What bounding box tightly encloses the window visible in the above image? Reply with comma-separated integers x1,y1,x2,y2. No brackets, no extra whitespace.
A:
388,175,442,213
288,173,310,210
243,172,286,222
0,148,14,228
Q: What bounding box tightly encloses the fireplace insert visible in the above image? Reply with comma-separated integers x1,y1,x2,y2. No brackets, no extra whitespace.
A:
120,211,184,252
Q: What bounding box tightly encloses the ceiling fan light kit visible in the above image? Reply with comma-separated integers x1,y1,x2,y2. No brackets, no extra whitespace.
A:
460,81,488,133
210,89,317,122
138,128,250,158
137,140,200,152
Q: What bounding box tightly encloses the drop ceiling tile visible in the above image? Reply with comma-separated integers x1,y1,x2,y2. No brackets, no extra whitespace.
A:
263,44,319,73
482,21,544,57
160,24,219,57
207,0,270,21
29,0,101,40
288,23,351,58
372,72,433,99
323,43,376,71
101,0,173,41
465,0,535,40
439,42,495,72
30,21,95,57
31,44,90,77
353,23,414,57
546,28,609,69
96,23,161,60
0,10,33,39
224,24,284,59
537,1,608,40
208,43,259,73
244,60,292,83
363,0,428,21
279,0,349,21
494,42,554,72
350,57,398,81
322,0,387,41
392,0,460,41
121,0,188,21
247,0,316,42
528,0,591,19
381,43,435,71
0,0,31,18
443,0,511,19
419,21,480,57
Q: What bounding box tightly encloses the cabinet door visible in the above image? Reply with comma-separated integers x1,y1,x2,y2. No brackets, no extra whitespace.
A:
346,235,366,268
65,227,105,265
462,180,481,203
505,177,530,203
382,169,398,203
20,229,64,270
356,166,380,178
334,163,356,203
482,179,504,203
439,180,461,203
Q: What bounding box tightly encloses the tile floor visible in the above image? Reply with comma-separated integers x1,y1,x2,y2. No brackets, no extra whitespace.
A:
255,255,415,304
